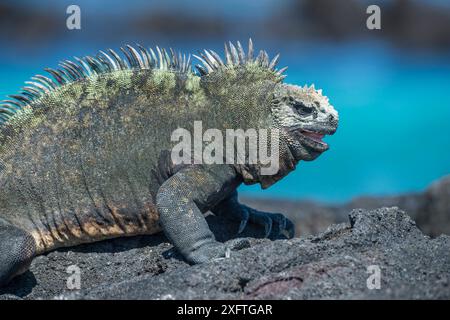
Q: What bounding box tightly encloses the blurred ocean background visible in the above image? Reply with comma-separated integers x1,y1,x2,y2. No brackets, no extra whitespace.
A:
0,0,449,203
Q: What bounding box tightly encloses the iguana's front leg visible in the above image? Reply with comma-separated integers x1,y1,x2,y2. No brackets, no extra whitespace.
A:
156,164,244,264
212,191,295,239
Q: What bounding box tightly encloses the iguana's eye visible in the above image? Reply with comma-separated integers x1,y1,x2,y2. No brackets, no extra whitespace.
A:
293,101,313,116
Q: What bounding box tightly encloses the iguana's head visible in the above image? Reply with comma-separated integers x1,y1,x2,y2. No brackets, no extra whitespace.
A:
271,83,339,162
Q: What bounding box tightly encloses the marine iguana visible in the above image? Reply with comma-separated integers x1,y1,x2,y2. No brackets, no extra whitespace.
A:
0,40,338,286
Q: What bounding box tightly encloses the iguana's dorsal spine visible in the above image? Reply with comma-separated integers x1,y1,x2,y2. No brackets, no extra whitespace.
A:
0,45,193,126
0,39,287,128
193,39,287,80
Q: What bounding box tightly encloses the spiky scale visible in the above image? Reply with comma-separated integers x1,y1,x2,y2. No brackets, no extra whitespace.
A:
185,55,192,73
236,41,246,63
209,50,224,66
99,50,120,71
0,107,15,116
269,54,280,70
33,75,58,89
22,86,41,95
203,50,219,68
229,42,239,65
45,68,66,85
126,45,145,69
276,66,288,76
155,46,165,70
8,94,29,104
193,55,213,73
106,49,126,70
62,61,82,79
137,45,151,69
1,100,23,109
84,57,101,74
120,47,134,68
65,59,86,77
247,38,254,61
59,62,78,81
163,48,172,68
149,48,158,67
195,64,208,75
224,43,233,66
169,48,178,68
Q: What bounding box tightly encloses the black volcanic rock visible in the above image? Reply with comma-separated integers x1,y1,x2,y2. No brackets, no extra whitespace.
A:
80,207,450,299
1,207,449,300
242,175,450,238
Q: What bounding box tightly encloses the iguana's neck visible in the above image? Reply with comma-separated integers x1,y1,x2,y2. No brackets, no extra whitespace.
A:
199,78,295,188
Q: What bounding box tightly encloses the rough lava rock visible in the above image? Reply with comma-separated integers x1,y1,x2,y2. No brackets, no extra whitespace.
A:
242,175,450,237
416,176,450,236
1,207,448,299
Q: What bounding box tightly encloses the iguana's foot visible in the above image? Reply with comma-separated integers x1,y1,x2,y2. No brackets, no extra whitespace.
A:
185,238,251,264
239,209,295,240
0,220,36,287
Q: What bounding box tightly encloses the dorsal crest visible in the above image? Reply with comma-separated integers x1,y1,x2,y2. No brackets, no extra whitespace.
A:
0,45,193,127
0,40,286,128
193,39,287,83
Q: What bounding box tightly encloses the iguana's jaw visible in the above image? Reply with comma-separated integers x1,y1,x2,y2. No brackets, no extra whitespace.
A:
282,121,336,162
299,130,329,151
287,123,336,153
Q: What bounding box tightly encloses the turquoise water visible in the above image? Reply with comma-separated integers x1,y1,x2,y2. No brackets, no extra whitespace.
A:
1,41,449,202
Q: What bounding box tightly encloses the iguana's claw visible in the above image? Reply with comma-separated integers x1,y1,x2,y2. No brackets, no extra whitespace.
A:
237,209,249,234
231,204,295,239
248,210,273,238
247,210,295,239
238,218,248,234
269,213,293,238
283,218,295,239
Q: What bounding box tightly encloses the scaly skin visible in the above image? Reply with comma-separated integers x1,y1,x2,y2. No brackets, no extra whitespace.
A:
0,40,338,285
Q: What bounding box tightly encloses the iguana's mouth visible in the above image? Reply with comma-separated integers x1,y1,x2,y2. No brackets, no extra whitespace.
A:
299,129,329,151
285,124,336,153
301,130,326,145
